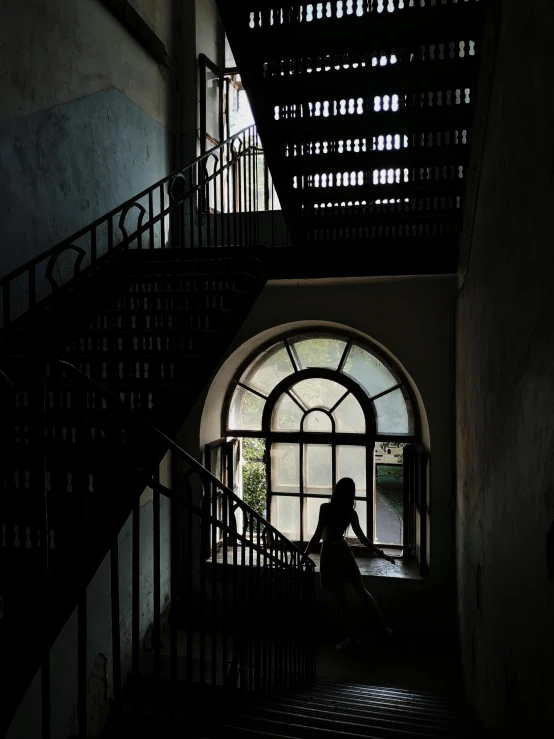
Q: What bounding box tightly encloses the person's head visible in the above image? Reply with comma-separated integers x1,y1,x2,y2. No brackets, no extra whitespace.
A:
328,477,356,533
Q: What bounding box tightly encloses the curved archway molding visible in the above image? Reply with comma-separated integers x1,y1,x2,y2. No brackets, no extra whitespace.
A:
200,320,430,451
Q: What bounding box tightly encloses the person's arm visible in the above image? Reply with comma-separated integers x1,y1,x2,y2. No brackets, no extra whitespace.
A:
351,510,396,564
304,504,327,555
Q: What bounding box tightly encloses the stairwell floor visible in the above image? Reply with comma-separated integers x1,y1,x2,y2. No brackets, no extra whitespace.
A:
315,635,463,697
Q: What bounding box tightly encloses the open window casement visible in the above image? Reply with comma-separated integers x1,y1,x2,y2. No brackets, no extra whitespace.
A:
204,438,241,559
403,444,429,576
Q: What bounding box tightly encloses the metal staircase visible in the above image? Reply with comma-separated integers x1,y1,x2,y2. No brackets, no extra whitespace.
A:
0,4,491,730
219,0,486,277
0,127,315,738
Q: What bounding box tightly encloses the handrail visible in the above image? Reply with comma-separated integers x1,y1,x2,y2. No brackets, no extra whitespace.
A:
0,354,314,570
0,126,256,288
0,123,270,337
0,121,308,732
1,353,316,731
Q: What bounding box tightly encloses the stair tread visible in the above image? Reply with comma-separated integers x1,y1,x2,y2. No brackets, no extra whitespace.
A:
301,212,459,226
227,703,457,733
259,109,472,143
284,148,469,177
258,58,477,101
297,181,463,206
242,4,483,59
266,691,458,717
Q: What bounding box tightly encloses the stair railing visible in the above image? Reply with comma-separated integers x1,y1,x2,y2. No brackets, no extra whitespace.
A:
0,355,316,739
0,124,268,342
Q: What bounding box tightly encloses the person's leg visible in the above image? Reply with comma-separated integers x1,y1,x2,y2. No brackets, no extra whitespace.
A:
332,585,348,629
331,585,355,649
351,579,393,636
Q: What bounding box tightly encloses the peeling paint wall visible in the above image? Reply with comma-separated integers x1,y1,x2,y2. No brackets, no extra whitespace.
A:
0,0,173,279
129,0,175,54
7,452,173,739
456,0,554,732
196,0,225,69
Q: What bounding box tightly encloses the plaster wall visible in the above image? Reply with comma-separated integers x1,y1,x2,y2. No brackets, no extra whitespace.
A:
196,0,225,69
456,0,554,732
129,0,175,54
0,0,172,280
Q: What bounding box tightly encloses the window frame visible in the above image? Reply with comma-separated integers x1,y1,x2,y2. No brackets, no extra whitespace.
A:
222,329,422,554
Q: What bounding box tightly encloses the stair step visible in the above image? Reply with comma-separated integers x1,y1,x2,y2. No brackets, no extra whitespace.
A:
298,180,463,206
118,254,266,277
268,109,472,143
114,668,471,738
56,331,219,354
116,701,461,739
117,246,268,261
258,58,477,103
277,684,458,716
89,271,259,286
239,4,483,60
58,306,233,317
46,293,247,314
284,148,469,178
227,703,455,738
259,694,457,728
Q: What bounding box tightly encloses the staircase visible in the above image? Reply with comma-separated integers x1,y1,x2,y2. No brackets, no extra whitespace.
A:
115,676,476,738
0,127,315,738
0,13,487,731
219,0,486,277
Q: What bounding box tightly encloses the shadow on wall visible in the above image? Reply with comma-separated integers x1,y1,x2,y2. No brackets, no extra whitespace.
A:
7,476,172,739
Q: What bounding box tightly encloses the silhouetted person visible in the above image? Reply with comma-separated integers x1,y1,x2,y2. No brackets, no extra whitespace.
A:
305,476,395,651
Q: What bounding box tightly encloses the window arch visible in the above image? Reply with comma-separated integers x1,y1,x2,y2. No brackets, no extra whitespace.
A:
223,330,421,552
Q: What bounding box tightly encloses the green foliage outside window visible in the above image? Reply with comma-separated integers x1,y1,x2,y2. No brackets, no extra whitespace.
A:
242,437,267,520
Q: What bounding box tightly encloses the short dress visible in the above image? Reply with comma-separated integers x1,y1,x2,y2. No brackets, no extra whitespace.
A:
319,519,362,592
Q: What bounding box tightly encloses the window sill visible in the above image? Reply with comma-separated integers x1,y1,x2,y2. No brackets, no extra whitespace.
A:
307,551,424,581
209,546,424,581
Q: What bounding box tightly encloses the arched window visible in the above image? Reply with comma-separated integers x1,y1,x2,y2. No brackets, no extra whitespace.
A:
223,331,423,557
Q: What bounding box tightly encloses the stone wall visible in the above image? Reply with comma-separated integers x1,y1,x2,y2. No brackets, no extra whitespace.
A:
456,0,554,732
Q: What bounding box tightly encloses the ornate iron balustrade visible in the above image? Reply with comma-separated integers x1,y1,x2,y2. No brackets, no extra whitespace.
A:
0,355,316,738
0,125,270,340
